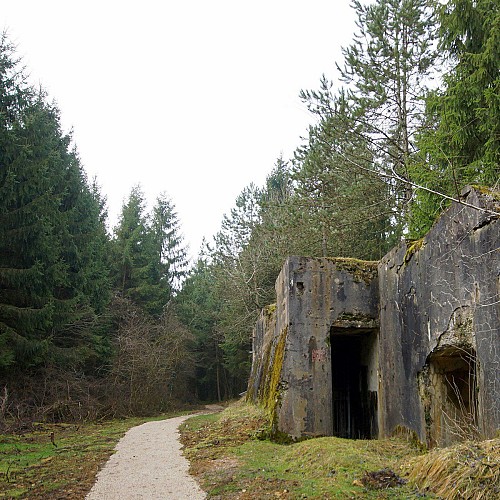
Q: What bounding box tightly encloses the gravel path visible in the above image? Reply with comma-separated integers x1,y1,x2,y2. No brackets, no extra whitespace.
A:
86,415,206,500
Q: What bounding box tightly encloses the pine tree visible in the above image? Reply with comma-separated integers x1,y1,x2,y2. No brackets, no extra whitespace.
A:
294,84,394,259
337,0,439,229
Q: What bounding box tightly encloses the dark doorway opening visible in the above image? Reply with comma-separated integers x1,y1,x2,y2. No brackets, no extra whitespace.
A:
424,347,478,446
330,329,378,439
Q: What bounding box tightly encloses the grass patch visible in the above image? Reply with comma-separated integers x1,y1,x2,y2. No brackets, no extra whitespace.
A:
0,412,187,499
180,399,434,499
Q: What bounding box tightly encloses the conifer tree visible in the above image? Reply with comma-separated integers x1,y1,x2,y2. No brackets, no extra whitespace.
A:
112,186,151,304
410,0,500,235
112,188,188,317
337,0,439,230
295,85,394,259
149,193,188,310
0,35,111,370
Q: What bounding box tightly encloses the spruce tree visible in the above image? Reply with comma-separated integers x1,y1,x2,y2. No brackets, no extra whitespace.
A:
410,0,500,235
0,35,111,370
0,99,63,369
112,186,151,304
149,193,188,312
112,188,188,317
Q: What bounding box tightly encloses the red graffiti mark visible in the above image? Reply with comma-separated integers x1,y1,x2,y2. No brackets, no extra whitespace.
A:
312,348,327,363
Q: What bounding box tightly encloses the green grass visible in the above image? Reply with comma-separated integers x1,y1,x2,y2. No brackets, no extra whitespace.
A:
180,400,435,499
235,437,428,498
0,413,187,499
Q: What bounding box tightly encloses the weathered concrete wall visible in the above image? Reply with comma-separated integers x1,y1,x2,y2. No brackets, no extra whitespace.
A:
378,187,500,445
248,186,500,445
280,257,380,439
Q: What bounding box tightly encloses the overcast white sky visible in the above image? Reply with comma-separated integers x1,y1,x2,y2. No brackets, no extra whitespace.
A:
2,0,356,259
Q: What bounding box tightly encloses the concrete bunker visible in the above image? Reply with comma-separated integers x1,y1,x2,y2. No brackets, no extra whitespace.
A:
248,187,500,445
330,327,378,439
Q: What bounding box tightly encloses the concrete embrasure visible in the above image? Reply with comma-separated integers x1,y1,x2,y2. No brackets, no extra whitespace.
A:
86,415,206,500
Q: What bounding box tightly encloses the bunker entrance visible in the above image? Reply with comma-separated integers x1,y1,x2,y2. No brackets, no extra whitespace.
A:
330,328,378,439
424,347,478,446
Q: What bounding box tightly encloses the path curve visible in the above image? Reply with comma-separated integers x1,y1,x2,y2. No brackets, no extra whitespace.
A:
86,415,205,500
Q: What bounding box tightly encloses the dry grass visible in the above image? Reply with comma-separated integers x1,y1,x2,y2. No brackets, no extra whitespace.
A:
406,438,500,499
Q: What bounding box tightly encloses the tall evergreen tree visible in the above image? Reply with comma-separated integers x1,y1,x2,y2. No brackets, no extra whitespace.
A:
0,35,111,370
112,186,150,302
410,0,500,235
150,193,188,308
337,0,439,229
112,188,188,317
0,99,62,369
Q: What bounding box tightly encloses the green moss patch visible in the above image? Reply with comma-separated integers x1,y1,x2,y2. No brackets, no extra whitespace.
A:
404,238,425,264
327,257,379,285
264,303,277,317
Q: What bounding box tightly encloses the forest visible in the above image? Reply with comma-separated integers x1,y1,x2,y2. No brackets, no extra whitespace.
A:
0,0,498,424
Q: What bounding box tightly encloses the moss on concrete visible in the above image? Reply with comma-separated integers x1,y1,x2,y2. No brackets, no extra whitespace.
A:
261,326,288,435
470,184,500,200
327,257,379,285
264,303,277,318
404,238,425,264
